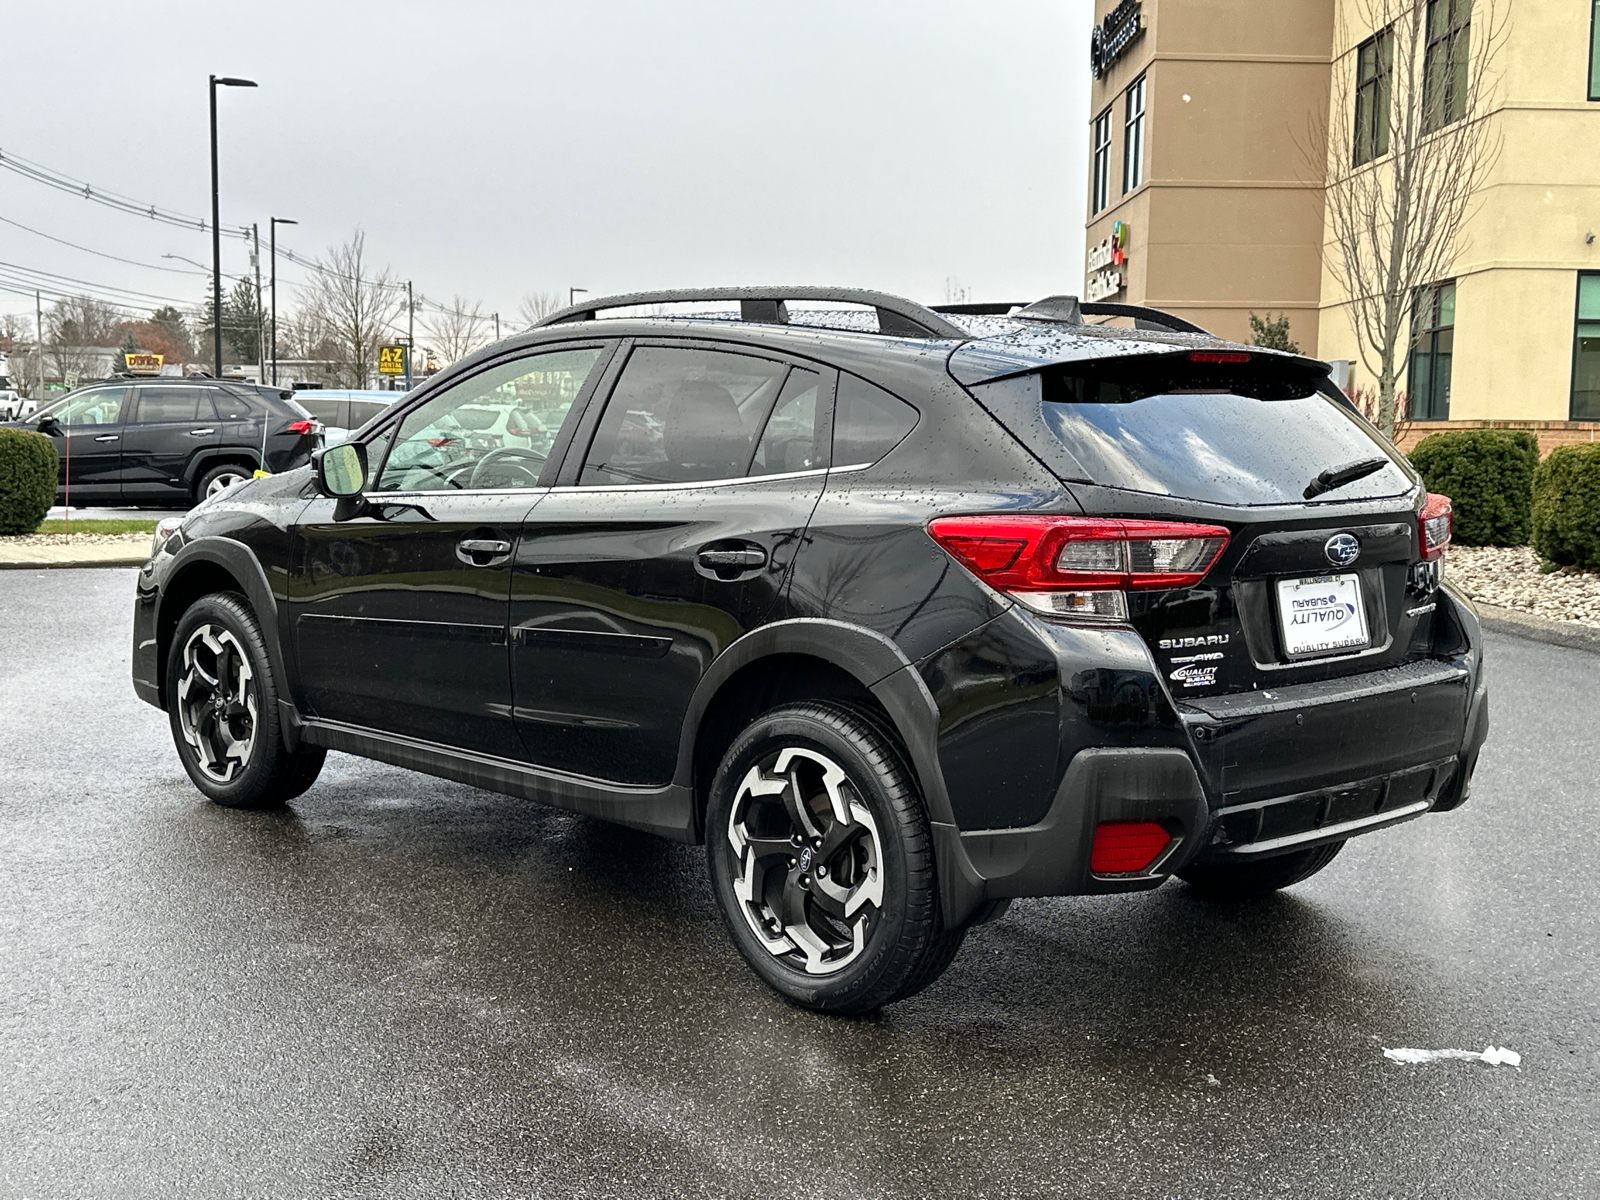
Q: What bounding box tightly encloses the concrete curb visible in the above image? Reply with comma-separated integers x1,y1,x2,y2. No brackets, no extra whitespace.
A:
1476,601,1600,655
0,550,148,570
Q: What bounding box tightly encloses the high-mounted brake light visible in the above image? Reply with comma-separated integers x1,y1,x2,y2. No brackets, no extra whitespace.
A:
927,514,1230,621
1419,492,1452,561
1187,351,1251,364
1090,821,1172,874
285,419,316,435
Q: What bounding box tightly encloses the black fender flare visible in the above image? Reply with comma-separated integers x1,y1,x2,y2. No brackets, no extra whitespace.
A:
185,448,261,489
156,535,300,750
671,617,981,925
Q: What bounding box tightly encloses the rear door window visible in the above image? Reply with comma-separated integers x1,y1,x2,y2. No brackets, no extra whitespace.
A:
969,359,1413,506
132,387,214,424
578,346,791,486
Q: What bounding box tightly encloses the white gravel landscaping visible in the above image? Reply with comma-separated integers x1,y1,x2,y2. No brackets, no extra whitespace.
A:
1446,545,1600,629
3,533,153,547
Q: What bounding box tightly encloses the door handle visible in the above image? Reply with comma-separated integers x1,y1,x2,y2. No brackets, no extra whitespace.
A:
93,434,119,442
187,428,216,437
456,538,512,566
697,547,764,569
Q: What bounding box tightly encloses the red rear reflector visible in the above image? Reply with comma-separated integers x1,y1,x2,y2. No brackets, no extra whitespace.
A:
1188,351,1252,363
927,515,1230,592
286,419,315,435
1090,821,1172,874
1419,493,1452,561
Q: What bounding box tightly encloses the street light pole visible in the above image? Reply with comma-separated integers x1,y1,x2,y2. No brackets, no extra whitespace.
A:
406,280,414,390
251,223,264,384
269,217,297,386
209,73,256,378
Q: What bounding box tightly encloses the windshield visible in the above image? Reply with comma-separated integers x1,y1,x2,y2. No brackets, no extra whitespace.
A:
969,360,1414,506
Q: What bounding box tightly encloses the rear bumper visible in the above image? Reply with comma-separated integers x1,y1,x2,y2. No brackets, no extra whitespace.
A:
931,595,1486,920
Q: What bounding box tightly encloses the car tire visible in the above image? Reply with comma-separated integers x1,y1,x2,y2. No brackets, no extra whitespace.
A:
705,700,965,1015
166,591,326,810
1177,840,1346,901
195,462,253,504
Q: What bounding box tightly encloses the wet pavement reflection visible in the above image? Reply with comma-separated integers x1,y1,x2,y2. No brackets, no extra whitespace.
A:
3,570,1596,1198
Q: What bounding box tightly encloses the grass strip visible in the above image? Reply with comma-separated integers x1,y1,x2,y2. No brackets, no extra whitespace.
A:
28,519,160,535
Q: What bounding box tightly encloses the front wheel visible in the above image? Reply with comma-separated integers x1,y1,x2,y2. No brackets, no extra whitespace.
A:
705,701,964,1015
1178,840,1346,900
166,592,325,809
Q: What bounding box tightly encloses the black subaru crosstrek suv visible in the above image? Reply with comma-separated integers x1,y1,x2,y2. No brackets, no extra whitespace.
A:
4,376,321,506
131,288,1488,1014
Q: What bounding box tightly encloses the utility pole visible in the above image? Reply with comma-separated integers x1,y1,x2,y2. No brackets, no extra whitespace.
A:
493,312,500,341
406,280,414,390
251,223,264,385
35,290,42,398
269,216,297,386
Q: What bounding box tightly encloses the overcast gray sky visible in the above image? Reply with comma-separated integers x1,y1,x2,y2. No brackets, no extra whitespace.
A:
2,1,1092,333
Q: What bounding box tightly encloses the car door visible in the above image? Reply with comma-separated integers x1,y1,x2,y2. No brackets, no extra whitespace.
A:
34,385,129,501
287,342,615,759
118,385,222,501
509,340,833,785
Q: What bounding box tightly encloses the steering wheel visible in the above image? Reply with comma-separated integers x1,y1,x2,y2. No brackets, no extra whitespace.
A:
469,446,546,489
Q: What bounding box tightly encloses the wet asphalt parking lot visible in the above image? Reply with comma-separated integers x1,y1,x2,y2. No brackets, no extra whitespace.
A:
2,569,1596,1199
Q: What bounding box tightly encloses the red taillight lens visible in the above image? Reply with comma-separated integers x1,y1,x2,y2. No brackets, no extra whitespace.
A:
1419,493,1452,561
285,419,315,435
927,515,1230,592
1188,351,1251,364
1089,821,1172,874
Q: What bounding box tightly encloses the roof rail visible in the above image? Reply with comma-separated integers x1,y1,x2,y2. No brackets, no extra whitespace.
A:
533,287,969,340
928,301,1027,316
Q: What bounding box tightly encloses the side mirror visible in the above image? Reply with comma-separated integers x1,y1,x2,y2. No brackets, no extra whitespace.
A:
37,416,61,436
314,441,368,497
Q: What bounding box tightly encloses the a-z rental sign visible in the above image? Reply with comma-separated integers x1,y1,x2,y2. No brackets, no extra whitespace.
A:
378,345,408,376
1085,221,1129,302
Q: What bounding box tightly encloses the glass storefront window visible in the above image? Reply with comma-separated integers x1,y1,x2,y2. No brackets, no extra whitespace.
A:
1123,76,1146,194
1573,274,1600,420
1423,0,1472,132
1353,28,1393,166
1091,109,1112,214
1409,281,1456,421
1590,0,1600,101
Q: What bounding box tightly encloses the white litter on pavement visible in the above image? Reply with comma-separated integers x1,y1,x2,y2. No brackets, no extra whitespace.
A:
1382,1045,1522,1067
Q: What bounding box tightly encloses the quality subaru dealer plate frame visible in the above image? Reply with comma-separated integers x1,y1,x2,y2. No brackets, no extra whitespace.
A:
1276,572,1370,660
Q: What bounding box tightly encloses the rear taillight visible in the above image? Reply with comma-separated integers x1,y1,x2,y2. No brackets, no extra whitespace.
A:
285,419,316,435
927,515,1230,621
1089,821,1172,874
1187,351,1251,364
1419,493,1452,561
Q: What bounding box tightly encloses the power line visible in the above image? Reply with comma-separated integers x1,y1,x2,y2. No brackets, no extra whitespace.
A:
0,214,210,276
0,145,251,239
0,260,199,306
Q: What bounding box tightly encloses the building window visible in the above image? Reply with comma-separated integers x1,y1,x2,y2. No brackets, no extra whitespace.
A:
1409,281,1456,421
1590,0,1600,101
1353,28,1393,165
1122,76,1146,194
1573,274,1600,419
1091,109,1113,214
1423,0,1471,132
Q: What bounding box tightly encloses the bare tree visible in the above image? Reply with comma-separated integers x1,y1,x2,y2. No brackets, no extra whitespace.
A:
424,295,490,364
517,290,564,330
299,231,403,388
45,295,121,381
1322,0,1505,437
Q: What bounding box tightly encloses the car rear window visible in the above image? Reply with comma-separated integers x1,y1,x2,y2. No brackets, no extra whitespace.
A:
968,357,1414,506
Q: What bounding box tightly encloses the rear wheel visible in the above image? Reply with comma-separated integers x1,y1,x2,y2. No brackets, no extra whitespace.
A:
166,592,325,809
705,701,964,1015
195,462,253,503
1178,840,1345,900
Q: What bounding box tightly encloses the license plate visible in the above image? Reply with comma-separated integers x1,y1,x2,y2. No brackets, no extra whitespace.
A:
1276,573,1369,659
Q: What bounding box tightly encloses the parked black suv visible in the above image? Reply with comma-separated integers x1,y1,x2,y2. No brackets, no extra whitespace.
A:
4,377,321,505
131,288,1488,1014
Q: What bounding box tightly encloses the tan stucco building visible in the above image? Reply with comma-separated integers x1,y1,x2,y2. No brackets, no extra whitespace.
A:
1084,0,1600,449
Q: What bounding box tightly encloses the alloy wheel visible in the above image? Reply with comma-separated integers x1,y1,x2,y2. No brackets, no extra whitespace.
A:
726,747,885,975
176,625,258,782
205,470,249,499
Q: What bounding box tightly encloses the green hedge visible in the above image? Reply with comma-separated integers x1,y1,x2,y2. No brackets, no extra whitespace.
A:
0,428,58,535
1407,430,1539,546
1532,443,1600,569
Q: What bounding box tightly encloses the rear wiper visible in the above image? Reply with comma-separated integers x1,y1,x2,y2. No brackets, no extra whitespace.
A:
1304,456,1390,500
